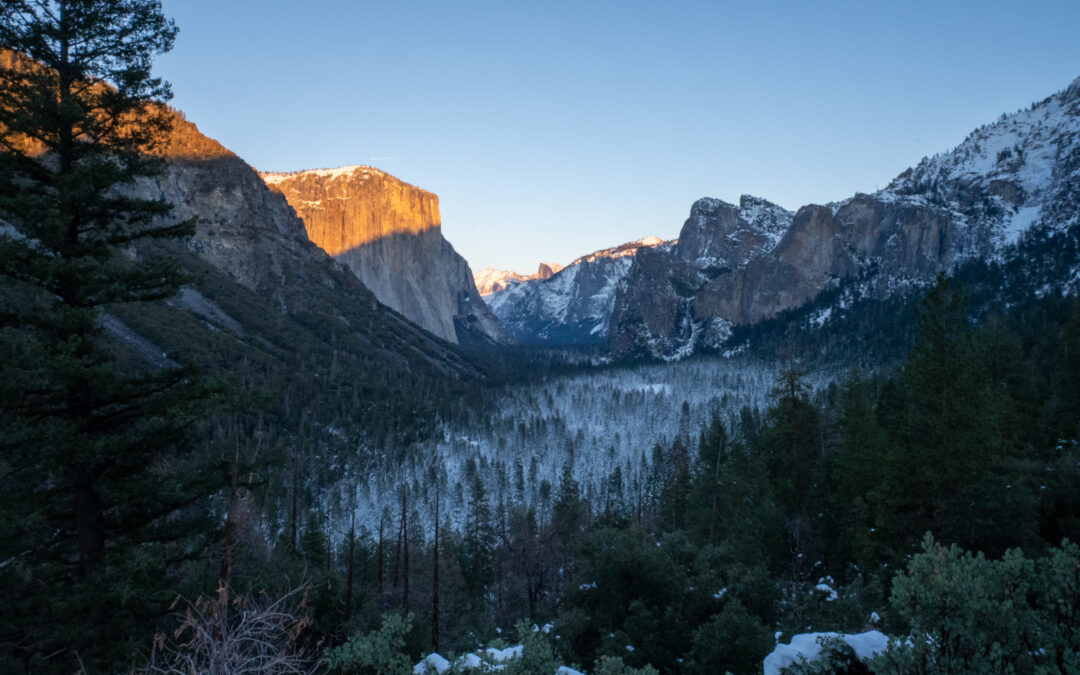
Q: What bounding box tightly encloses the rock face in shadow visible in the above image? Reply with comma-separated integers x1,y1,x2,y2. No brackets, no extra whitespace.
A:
607,75,1080,359
122,112,481,382
608,196,794,359
260,167,511,346
486,237,666,347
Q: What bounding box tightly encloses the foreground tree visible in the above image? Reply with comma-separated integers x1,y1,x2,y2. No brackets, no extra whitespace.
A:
0,2,220,671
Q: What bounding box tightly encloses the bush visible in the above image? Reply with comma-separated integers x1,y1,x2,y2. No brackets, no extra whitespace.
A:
325,612,414,674
687,599,773,675
144,585,318,674
869,535,1080,673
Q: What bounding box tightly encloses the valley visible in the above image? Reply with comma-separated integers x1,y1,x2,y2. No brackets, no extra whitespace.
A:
2,3,1080,672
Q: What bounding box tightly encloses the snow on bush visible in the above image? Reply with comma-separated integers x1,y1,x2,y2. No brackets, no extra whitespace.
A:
762,631,888,674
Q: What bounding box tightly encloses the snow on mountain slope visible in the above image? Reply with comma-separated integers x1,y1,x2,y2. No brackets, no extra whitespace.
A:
474,268,530,296
608,74,1080,360
879,74,1080,251
486,237,668,346
677,195,794,269
474,262,564,296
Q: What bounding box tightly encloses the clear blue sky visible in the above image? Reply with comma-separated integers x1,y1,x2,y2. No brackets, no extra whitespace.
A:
157,0,1080,274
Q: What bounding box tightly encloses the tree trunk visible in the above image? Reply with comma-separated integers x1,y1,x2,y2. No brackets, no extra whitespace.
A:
74,470,104,576
393,509,402,588
345,509,355,622
377,516,384,599
219,436,245,599
432,486,440,651
401,492,409,612
290,463,298,553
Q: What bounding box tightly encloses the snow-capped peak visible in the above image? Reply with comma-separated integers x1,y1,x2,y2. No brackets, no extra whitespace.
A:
879,74,1080,248
474,268,530,296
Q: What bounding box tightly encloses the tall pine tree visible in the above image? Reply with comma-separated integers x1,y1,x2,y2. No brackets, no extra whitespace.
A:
0,2,220,671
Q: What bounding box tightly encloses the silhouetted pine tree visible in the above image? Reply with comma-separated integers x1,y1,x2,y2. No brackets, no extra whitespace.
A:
0,2,224,672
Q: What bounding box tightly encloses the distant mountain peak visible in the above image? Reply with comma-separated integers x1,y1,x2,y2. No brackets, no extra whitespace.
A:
1064,74,1080,101
483,236,670,345
535,262,563,279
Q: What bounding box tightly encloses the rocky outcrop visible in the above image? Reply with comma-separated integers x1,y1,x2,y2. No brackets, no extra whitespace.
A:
122,112,480,381
261,167,511,347
607,74,1080,359
486,237,665,347
534,262,563,280
607,197,793,358
474,262,564,296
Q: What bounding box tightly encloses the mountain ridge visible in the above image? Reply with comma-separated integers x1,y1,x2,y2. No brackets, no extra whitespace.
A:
608,74,1080,358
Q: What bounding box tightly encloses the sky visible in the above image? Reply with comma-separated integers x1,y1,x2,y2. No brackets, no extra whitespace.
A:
157,0,1080,274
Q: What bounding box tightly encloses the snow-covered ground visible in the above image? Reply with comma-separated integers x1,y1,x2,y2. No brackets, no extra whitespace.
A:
321,355,790,541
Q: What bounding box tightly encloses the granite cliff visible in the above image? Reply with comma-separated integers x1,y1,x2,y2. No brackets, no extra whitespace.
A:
260,167,511,347
112,111,484,430
606,75,1080,359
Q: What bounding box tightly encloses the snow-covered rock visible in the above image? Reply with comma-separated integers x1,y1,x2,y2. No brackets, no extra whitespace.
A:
486,237,667,346
763,631,889,674
609,74,1080,360
414,653,451,674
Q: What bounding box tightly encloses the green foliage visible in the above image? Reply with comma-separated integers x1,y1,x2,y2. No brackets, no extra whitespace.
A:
759,364,823,520
686,598,773,675
870,535,1080,673
591,655,661,675
552,461,587,544
499,620,560,675
325,612,415,674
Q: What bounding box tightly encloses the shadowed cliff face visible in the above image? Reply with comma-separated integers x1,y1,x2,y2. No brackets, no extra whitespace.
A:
260,167,511,346
607,75,1080,359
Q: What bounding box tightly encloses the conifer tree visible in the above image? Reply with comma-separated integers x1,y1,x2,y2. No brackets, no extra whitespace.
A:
889,275,1003,550
0,2,219,670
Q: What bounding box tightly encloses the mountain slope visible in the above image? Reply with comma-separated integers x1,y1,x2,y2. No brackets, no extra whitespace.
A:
608,75,1080,359
260,167,511,347
486,237,666,346
608,196,794,358
113,112,484,444
474,262,563,296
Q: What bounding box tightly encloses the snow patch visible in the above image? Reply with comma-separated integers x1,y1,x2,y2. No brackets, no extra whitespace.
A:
260,165,384,185
763,631,888,674
414,653,451,674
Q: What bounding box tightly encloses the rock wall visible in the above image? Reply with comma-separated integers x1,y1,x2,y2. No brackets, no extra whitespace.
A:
261,167,511,346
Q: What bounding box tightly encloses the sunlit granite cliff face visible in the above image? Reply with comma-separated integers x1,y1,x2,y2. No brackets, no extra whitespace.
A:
260,167,511,347
121,115,480,376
